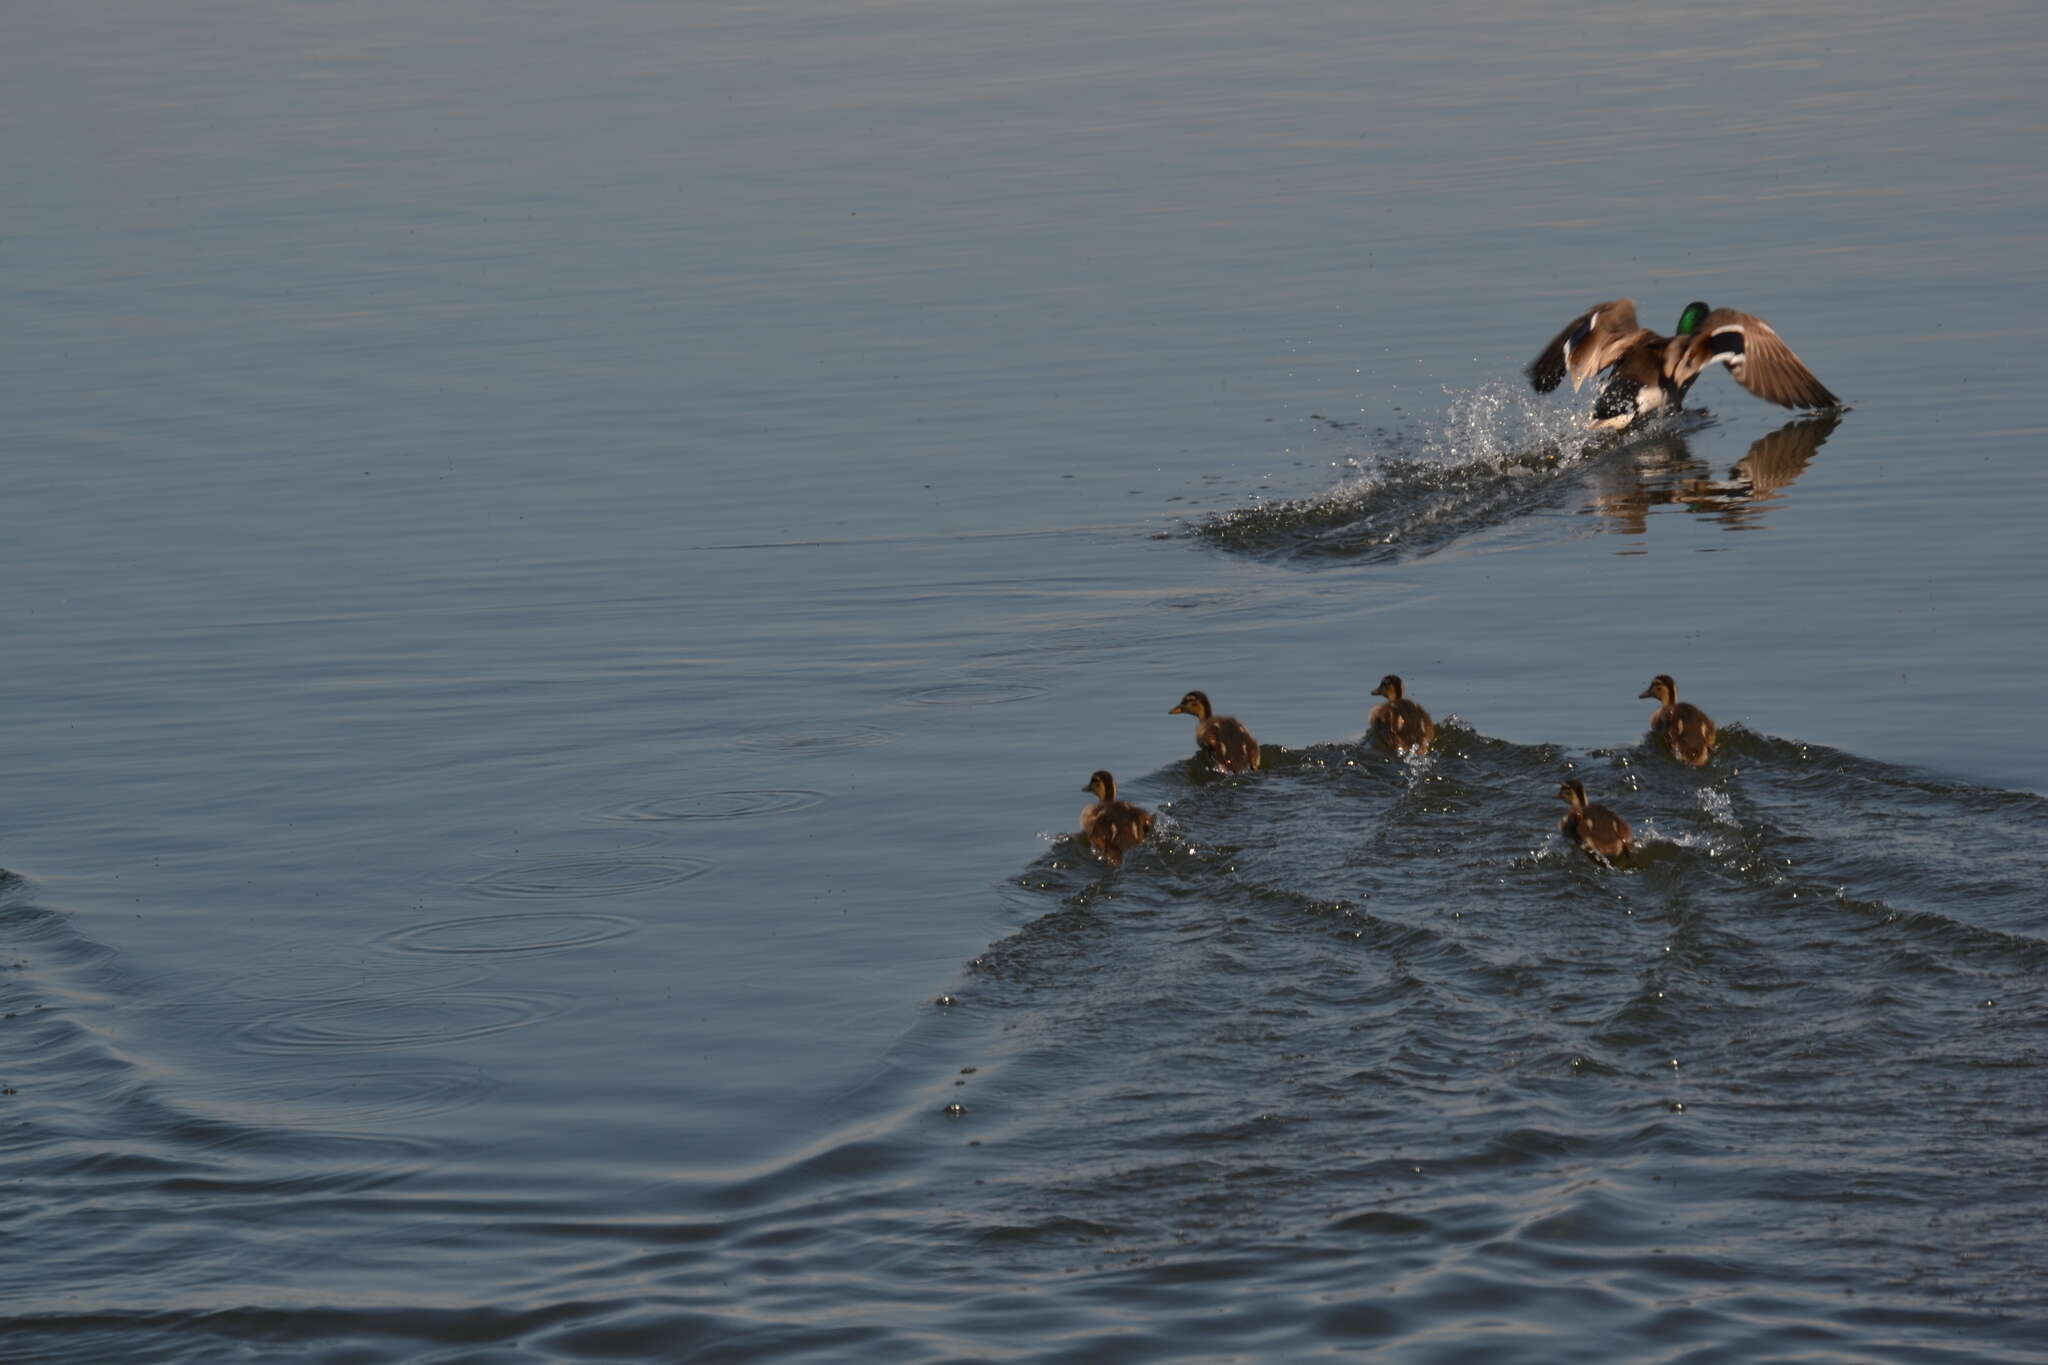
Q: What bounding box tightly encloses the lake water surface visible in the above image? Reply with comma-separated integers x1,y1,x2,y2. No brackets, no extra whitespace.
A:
5,1,2047,1359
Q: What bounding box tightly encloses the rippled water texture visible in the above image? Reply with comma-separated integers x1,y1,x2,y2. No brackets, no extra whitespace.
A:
948,734,2048,1351
6,0,2047,1358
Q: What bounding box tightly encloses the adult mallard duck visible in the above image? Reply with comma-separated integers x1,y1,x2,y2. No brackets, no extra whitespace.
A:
1556,779,1633,863
1639,674,1717,766
1368,674,1436,755
1168,690,1261,773
1527,299,1840,430
1080,770,1154,866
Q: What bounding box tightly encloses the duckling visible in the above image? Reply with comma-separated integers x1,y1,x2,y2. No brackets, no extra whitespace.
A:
1556,779,1634,862
1368,674,1437,755
1168,690,1261,773
1080,770,1154,866
1639,674,1716,767
1528,299,1839,430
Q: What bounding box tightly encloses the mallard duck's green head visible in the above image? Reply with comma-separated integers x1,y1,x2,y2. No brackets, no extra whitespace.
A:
1675,301,1712,336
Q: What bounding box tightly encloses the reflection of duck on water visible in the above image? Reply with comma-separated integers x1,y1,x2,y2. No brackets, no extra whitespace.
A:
1677,413,1842,526
1588,413,1842,534
1587,425,1708,536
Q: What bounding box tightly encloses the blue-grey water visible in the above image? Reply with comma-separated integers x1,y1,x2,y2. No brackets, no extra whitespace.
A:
5,0,2046,1359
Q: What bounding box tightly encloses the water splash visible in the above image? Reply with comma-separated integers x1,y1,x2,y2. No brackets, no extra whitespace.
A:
1194,382,1703,563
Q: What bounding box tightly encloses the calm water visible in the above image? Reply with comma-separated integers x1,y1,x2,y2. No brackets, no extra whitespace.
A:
4,0,2046,1359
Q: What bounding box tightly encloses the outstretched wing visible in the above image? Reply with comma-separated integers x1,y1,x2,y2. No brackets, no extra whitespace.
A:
1675,309,1840,410
1527,299,1643,394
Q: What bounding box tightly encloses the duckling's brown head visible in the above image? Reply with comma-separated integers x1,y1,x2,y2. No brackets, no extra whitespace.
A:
1371,674,1403,700
1639,674,1677,704
1675,302,1712,336
1556,779,1588,808
1170,690,1212,719
1085,770,1116,800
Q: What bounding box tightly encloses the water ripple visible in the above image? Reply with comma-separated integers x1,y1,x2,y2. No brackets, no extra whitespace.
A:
465,856,709,901
903,723,2048,1350
238,992,570,1053
732,722,897,755
382,911,640,957
201,1066,499,1126
898,681,1049,707
591,788,824,823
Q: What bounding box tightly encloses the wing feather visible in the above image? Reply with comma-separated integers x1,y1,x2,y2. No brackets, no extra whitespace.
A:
1527,300,1643,394
1677,309,1840,410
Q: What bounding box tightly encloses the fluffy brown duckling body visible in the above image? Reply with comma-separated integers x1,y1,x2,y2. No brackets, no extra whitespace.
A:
1556,779,1634,863
1168,690,1261,773
1640,674,1716,766
1080,770,1154,866
1368,674,1436,755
